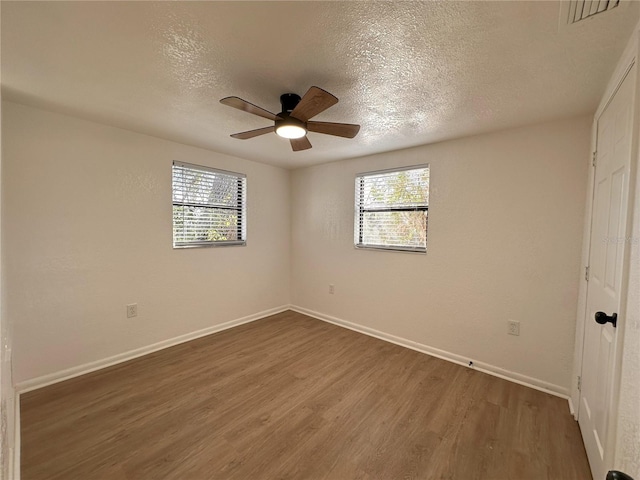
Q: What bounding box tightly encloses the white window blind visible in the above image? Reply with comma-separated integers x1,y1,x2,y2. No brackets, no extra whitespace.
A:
172,161,246,248
355,165,429,253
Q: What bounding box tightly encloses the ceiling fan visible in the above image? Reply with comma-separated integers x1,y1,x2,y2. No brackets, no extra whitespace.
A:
220,86,360,152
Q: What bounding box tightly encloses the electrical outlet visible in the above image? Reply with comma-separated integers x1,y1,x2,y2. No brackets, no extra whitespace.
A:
507,320,520,336
127,303,138,318
329,284,335,294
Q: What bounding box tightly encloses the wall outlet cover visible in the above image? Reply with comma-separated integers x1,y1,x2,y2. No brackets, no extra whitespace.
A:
508,320,520,336
127,304,138,318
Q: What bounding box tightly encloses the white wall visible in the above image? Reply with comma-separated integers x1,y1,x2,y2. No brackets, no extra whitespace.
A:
291,116,591,393
2,101,290,385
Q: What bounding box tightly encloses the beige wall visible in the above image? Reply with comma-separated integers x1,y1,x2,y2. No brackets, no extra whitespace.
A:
3,102,291,384
291,116,591,393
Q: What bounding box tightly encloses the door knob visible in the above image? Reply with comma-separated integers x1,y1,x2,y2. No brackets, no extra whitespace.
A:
607,471,635,480
595,311,617,328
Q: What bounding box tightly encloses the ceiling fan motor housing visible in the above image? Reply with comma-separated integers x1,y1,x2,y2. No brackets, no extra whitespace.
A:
280,93,301,113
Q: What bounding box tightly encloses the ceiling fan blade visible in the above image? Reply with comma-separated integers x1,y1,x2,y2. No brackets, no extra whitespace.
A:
307,121,360,139
290,136,312,151
220,96,278,121
290,86,338,122
230,126,275,139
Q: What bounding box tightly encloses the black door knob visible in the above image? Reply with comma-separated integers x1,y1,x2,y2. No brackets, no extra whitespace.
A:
595,311,617,328
607,471,635,480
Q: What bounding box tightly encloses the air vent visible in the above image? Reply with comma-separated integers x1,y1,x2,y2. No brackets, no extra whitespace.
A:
566,0,620,24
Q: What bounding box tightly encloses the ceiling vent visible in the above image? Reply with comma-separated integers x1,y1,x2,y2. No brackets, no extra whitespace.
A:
565,0,620,24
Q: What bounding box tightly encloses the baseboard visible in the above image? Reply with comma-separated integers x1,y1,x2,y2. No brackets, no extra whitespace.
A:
15,305,289,394
12,394,20,480
568,397,576,419
290,305,570,399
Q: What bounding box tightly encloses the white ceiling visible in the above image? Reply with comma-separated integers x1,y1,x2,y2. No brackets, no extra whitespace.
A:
2,1,638,169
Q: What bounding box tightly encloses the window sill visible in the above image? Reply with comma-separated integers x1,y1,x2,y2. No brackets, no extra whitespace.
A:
173,241,246,249
354,244,426,254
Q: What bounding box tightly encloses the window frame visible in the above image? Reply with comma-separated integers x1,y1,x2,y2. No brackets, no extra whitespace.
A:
354,164,429,254
172,161,247,249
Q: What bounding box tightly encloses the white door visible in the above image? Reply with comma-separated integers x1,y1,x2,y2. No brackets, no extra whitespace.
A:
579,64,636,480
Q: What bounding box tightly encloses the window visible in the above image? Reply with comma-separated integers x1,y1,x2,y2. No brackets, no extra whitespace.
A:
172,161,246,248
355,165,429,253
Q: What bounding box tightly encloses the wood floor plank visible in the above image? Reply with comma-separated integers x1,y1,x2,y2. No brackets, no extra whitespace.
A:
21,311,592,479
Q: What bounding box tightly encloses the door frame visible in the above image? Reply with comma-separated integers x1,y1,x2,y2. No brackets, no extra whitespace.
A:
571,22,640,474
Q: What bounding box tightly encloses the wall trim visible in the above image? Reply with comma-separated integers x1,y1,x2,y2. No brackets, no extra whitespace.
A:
12,394,20,480
568,397,577,420
594,21,639,120
290,305,570,399
15,305,289,394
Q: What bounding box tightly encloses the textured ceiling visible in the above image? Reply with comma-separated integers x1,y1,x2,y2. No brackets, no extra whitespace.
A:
2,1,639,169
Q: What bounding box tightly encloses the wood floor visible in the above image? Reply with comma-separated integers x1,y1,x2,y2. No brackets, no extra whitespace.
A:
21,310,592,480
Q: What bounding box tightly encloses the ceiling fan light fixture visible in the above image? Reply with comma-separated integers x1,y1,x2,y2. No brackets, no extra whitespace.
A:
276,124,307,139
274,112,307,139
